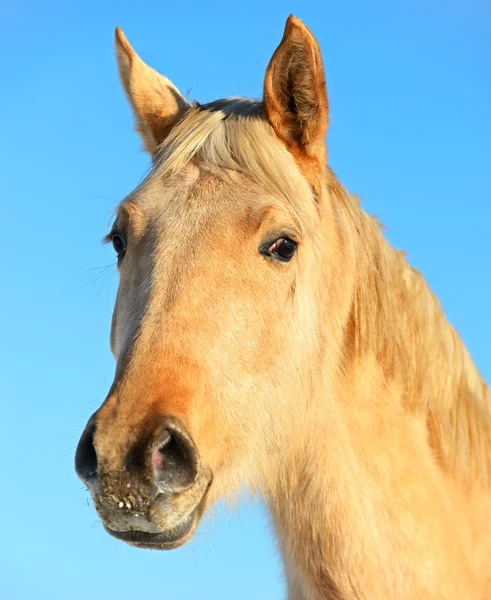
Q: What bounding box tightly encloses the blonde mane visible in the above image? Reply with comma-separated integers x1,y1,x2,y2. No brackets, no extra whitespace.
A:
333,181,491,484
148,99,316,225
145,98,491,485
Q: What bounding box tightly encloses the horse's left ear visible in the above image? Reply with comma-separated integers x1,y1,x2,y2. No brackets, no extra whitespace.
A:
264,16,328,167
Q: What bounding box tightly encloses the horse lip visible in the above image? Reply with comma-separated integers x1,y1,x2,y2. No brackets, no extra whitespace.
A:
102,469,213,550
104,512,196,550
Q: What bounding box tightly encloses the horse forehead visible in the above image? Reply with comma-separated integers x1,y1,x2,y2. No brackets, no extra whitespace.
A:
134,167,270,241
119,174,268,318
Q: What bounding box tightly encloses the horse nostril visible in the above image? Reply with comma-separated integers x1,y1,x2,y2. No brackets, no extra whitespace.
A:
152,429,172,470
151,420,199,493
75,413,98,485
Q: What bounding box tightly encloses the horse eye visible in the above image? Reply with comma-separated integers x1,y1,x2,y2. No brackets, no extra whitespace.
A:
112,234,126,259
263,237,297,262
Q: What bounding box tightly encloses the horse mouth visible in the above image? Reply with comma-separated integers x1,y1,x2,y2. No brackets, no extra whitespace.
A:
104,511,197,550
101,472,212,551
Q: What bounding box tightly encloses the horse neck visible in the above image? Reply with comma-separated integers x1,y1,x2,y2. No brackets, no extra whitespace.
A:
343,189,491,484
266,178,491,598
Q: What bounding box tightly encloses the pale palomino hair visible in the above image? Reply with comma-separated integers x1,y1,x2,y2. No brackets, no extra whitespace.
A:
76,16,491,599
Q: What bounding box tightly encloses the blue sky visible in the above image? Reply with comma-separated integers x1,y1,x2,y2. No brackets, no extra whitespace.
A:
1,1,490,598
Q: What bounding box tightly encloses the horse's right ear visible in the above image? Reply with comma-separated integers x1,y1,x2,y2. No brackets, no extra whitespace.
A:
115,27,189,156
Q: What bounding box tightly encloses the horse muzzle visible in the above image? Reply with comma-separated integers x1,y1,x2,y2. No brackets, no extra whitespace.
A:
75,413,213,549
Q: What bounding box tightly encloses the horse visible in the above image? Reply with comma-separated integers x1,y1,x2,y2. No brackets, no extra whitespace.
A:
75,15,491,599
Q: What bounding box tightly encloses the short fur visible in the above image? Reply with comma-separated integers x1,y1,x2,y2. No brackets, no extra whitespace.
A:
80,15,491,599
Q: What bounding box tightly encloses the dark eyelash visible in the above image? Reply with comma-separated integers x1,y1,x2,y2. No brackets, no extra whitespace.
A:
102,227,120,245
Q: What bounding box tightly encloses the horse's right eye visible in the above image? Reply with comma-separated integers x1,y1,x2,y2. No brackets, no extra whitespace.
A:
112,234,126,259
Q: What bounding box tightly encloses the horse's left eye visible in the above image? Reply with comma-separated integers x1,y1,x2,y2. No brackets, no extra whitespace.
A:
263,237,297,262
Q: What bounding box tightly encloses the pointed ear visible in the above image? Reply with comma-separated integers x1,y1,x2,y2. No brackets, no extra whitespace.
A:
263,16,328,165
115,27,189,155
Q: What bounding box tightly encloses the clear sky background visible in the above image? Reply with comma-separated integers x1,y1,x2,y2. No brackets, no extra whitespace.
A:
1,1,490,599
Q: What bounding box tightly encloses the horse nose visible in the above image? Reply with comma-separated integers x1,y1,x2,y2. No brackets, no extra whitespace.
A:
151,417,200,494
75,413,98,485
75,413,199,493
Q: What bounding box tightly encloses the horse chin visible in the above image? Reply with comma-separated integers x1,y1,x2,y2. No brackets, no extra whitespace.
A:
94,463,213,550
103,509,199,550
